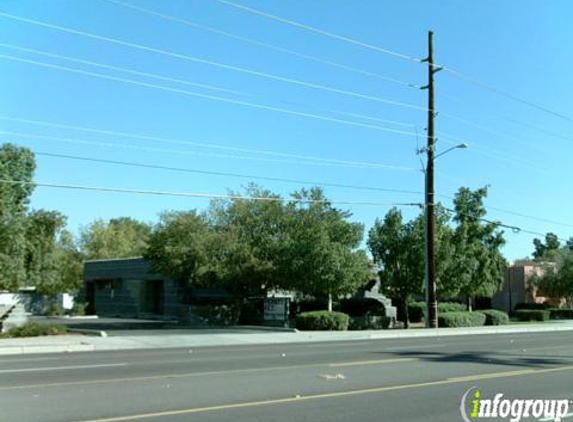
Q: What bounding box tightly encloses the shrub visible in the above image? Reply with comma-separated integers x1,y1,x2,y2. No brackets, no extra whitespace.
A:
438,312,486,328
439,302,467,313
515,310,551,322
70,302,87,316
193,303,241,326
238,300,263,325
408,302,425,323
2,322,67,338
549,308,573,320
45,302,65,317
348,316,391,330
515,303,550,311
295,311,349,331
340,298,385,317
479,309,509,326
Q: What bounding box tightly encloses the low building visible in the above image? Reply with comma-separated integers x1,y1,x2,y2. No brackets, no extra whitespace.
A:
83,257,186,318
492,261,562,312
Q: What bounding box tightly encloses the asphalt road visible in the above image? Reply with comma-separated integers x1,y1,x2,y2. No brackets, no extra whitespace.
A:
1,331,573,422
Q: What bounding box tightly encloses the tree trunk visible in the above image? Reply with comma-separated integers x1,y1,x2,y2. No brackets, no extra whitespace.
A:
403,298,410,329
466,295,473,312
327,291,333,312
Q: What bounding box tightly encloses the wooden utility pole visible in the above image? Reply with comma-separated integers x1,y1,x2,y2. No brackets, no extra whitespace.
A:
423,31,440,329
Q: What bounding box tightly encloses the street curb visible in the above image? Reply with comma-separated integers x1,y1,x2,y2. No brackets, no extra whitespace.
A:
67,328,108,337
0,343,95,355
231,325,299,333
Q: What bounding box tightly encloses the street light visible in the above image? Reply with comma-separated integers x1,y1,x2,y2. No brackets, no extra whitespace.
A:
423,142,468,328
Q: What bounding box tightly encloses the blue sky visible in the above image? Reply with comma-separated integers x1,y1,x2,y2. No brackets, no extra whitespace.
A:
0,0,572,260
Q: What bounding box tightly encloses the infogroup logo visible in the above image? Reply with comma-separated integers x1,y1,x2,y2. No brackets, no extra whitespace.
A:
460,387,571,422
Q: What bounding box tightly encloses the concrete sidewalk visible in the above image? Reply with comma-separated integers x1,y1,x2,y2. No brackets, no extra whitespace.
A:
2,320,573,355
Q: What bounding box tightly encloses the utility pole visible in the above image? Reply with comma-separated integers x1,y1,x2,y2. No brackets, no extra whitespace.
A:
422,31,440,329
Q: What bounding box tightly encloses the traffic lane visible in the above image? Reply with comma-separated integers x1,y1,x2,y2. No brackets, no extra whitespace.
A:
1,350,572,422
38,363,573,422
1,332,573,388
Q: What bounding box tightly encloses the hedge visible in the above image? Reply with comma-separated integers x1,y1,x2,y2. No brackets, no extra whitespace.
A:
549,308,573,320
479,309,509,326
340,298,385,317
438,312,486,328
408,301,467,323
515,302,550,311
1,322,67,338
348,316,391,330
295,311,349,331
515,309,551,322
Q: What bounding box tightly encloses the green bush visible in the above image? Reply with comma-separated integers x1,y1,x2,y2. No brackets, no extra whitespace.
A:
348,316,391,330
194,303,241,326
340,298,385,317
439,302,467,313
408,302,425,323
295,311,349,331
45,302,65,316
70,302,87,316
549,308,573,320
515,309,551,322
479,309,509,326
1,322,67,338
515,302,550,311
438,312,486,328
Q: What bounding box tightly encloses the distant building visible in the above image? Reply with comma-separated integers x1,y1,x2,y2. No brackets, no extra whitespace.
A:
492,261,562,312
83,257,186,318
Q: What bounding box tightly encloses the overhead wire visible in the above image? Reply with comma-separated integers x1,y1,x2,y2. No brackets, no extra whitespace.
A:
100,0,420,89
0,53,423,136
0,179,422,207
34,151,423,195
0,130,416,170
204,0,573,123
0,12,427,113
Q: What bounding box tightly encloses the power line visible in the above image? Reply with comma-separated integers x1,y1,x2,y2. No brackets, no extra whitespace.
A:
203,0,422,63
439,194,573,230
0,12,427,113
0,42,249,97
35,151,423,195
441,67,573,124
0,130,416,170
202,0,573,123
443,207,570,243
101,0,420,89
0,179,422,207
0,117,415,170
0,43,419,131
0,53,422,136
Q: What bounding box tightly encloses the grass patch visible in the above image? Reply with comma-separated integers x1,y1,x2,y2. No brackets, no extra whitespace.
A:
0,322,68,338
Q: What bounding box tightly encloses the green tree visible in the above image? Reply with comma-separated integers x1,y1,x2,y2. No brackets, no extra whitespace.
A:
368,208,423,328
0,143,36,290
145,211,215,287
80,217,151,260
451,187,506,310
285,188,371,310
533,232,561,261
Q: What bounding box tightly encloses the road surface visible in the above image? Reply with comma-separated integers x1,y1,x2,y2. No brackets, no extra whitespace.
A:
1,331,572,422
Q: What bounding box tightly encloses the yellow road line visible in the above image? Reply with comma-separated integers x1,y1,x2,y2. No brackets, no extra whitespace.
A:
0,357,416,391
67,365,573,422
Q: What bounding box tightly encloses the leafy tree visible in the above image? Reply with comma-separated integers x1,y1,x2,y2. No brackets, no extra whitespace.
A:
533,232,561,261
532,249,573,307
368,208,423,328
0,143,36,290
145,211,215,287
80,217,151,260
285,188,371,310
451,187,506,310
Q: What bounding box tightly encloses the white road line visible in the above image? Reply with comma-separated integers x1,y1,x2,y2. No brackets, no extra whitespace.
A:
540,411,573,421
0,363,127,374
0,357,60,364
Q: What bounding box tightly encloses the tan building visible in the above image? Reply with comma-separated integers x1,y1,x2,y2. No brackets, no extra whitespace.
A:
492,261,562,312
